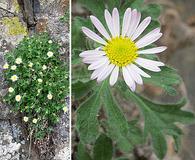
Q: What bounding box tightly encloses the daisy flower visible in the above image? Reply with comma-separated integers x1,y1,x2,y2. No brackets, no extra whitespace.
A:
28,62,33,68
11,75,18,82
3,63,9,69
23,116,29,122
48,40,53,44
15,95,21,102
47,51,54,58
47,93,53,100
32,118,38,124
11,65,17,70
37,78,43,83
80,8,167,91
8,87,14,93
42,65,47,70
15,58,22,64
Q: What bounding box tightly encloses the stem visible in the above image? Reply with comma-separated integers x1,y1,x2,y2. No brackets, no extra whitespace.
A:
28,129,33,160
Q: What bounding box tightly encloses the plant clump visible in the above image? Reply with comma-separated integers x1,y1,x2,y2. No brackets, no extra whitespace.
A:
3,33,69,139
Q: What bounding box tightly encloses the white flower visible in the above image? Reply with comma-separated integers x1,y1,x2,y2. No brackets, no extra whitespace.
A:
8,87,14,93
42,65,47,70
37,78,43,83
47,51,54,57
48,40,53,44
3,63,9,69
32,118,38,124
80,8,167,91
28,62,33,68
15,95,21,102
63,106,68,113
11,65,17,70
11,75,18,82
47,93,53,100
23,116,29,122
15,58,22,64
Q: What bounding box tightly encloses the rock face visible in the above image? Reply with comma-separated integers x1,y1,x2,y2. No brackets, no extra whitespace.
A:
0,0,70,160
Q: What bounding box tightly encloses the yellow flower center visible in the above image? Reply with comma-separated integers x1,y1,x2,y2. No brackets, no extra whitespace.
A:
104,37,138,67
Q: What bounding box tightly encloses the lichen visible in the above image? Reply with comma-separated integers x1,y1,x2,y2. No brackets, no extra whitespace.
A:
13,0,20,13
2,17,27,36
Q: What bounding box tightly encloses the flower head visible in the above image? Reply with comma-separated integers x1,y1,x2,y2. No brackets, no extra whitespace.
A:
32,118,38,124
80,8,167,91
8,87,14,93
15,58,22,64
42,65,47,70
11,65,17,70
3,63,9,69
63,106,68,113
23,116,29,122
47,93,53,100
37,78,43,83
15,95,21,102
47,51,54,57
11,75,18,82
28,62,33,68
48,40,53,44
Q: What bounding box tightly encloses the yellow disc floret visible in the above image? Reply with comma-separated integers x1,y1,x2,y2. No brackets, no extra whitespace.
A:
104,37,138,67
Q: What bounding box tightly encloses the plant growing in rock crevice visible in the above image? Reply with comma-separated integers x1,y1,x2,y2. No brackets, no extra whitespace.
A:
3,33,69,139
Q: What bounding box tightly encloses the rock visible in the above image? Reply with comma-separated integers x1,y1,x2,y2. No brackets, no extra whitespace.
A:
0,120,21,160
54,143,70,160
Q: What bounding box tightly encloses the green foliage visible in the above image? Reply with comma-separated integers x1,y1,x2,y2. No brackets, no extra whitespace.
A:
72,0,195,159
117,81,195,159
93,134,113,160
76,134,113,160
143,66,182,95
3,33,69,139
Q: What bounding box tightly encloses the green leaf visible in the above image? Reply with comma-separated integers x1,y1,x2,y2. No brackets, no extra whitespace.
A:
130,0,144,10
72,17,92,50
143,66,182,95
102,82,143,152
93,134,113,160
77,0,105,20
72,81,96,100
76,143,92,160
76,82,108,143
117,81,195,159
142,4,161,20
76,90,101,143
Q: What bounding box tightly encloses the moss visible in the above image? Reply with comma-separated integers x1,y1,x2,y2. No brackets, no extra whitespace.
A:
2,17,27,36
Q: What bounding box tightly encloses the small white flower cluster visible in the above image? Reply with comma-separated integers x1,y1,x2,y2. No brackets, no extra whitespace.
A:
23,116,38,124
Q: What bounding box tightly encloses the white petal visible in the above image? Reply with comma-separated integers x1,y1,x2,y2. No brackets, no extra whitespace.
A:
83,55,105,62
138,46,167,54
135,58,162,72
80,50,106,57
127,10,141,37
126,9,137,37
122,8,132,37
127,65,143,85
97,64,115,82
90,15,111,40
136,33,162,49
131,64,151,78
112,8,120,37
136,57,165,66
104,9,115,36
109,66,119,86
88,57,109,70
122,67,136,91
91,66,105,80
131,17,151,41
82,27,107,45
